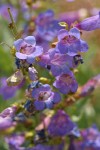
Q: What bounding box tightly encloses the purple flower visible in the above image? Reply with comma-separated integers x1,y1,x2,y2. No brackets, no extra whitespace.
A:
0,77,18,100
36,10,54,26
0,106,16,130
76,12,100,31
5,133,25,150
14,36,43,64
80,79,96,97
35,10,63,42
0,117,15,130
79,74,100,97
32,84,61,110
48,52,71,76
56,27,88,56
48,110,75,136
75,125,100,149
53,72,78,94
39,49,71,76
36,21,62,42
45,20,64,41
0,106,17,118
93,74,100,87
39,48,80,76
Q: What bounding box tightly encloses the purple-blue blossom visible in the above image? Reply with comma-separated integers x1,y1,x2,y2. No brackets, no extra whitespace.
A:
35,10,63,42
5,133,25,150
76,12,100,31
0,106,17,130
14,36,43,64
0,77,18,100
56,27,88,56
53,72,78,94
36,9,54,26
38,48,81,77
79,74,100,97
0,117,15,130
32,84,61,110
48,110,75,136
39,49,71,76
74,125,100,149
0,106,17,118
48,52,71,76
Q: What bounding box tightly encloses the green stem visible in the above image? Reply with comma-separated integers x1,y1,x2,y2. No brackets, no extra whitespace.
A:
8,8,18,38
0,42,12,49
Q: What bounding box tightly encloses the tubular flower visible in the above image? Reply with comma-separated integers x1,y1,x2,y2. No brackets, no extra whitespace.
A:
48,110,75,136
76,12,100,31
35,10,63,42
5,133,25,150
56,27,88,56
14,36,43,64
32,84,61,110
53,72,78,94
0,106,17,130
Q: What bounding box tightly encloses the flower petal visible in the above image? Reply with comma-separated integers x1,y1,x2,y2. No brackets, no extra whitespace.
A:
34,100,45,110
24,36,36,46
51,65,62,76
45,99,53,109
16,52,27,59
66,40,81,56
70,82,78,93
69,27,80,39
56,42,68,54
34,46,43,57
76,13,100,31
57,29,68,41
59,85,70,94
53,92,61,103
26,46,43,63
14,39,23,51
26,56,35,64
80,40,89,52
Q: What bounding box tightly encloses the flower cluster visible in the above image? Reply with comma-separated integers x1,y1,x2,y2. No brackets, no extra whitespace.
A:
11,20,90,112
